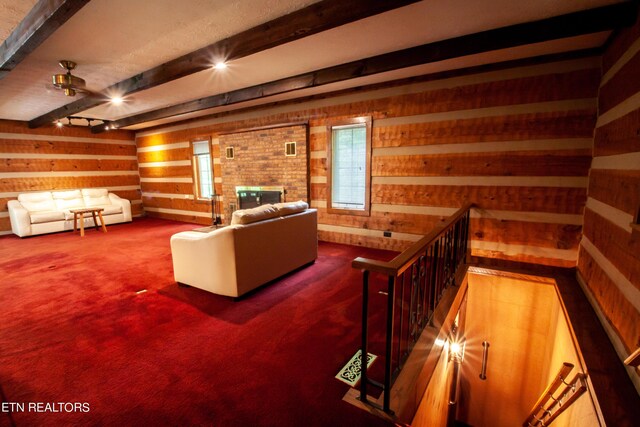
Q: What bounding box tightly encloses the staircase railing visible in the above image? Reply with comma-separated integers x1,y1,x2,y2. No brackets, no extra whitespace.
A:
352,203,472,413
523,362,588,426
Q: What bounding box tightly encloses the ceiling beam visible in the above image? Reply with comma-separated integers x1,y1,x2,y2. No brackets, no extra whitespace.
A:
0,0,90,79
92,1,638,133
28,0,421,128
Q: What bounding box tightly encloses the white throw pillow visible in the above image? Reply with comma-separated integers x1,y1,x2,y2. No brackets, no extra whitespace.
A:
231,204,279,225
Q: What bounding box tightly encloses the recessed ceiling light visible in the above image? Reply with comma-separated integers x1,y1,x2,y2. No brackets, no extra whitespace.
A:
111,96,123,105
213,61,227,70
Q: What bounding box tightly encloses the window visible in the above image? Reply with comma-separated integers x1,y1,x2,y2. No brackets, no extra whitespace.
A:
326,117,371,216
191,138,214,200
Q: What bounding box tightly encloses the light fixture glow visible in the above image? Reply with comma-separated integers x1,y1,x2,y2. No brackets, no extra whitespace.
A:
450,342,461,355
110,96,123,105
56,120,63,128
213,61,227,70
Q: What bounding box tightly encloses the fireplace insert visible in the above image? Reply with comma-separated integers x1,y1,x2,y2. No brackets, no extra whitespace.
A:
236,187,283,209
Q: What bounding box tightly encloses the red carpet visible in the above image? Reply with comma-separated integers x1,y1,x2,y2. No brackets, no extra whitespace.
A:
0,218,396,426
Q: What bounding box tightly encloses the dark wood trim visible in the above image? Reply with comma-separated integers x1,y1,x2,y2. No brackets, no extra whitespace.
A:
91,2,636,133
27,0,420,128
325,116,372,217
216,121,308,136
0,0,90,78
136,48,601,135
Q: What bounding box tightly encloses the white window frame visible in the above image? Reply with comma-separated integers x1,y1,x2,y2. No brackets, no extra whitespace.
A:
326,116,371,216
191,137,214,201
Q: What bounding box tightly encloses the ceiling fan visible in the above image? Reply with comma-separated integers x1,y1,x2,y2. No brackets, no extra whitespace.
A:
51,60,87,96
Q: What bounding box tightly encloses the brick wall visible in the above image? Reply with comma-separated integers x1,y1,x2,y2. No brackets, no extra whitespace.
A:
219,125,308,220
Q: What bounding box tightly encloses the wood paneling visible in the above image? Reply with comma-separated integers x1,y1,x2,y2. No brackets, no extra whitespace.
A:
0,139,136,156
471,218,581,250
583,208,640,289
0,159,138,172
0,120,139,234
373,110,596,148
471,248,575,268
137,148,190,163
403,69,599,112
588,169,640,216
372,151,591,177
145,210,207,225
0,175,140,193
582,8,640,390
593,107,640,157
142,196,210,213
578,247,640,353
370,184,586,214
599,51,640,115
603,14,640,74
318,209,443,235
139,182,194,194
137,58,597,266
138,165,192,178
317,230,408,252
131,203,144,217
310,158,326,177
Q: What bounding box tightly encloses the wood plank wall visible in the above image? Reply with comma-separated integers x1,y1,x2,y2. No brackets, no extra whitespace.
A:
577,11,640,390
137,56,598,267
0,120,141,235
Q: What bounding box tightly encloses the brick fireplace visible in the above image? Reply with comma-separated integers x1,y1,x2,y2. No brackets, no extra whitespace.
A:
219,124,308,222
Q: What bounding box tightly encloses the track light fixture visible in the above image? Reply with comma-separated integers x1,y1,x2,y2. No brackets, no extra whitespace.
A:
52,116,112,130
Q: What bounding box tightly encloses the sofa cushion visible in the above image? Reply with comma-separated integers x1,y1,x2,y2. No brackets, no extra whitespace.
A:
231,204,279,225
30,210,65,224
82,188,111,207
18,192,56,212
52,190,85,210
274,200,309,217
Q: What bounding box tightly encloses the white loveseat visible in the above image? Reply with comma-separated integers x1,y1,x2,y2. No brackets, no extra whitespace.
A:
170,201,317,298
8,189,132,237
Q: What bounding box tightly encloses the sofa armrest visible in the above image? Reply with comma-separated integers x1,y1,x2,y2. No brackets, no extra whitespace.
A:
8,200,31,237
108,193,132,221
170,227,240,297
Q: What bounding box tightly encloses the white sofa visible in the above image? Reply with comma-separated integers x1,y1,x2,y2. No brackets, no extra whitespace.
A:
170,201,317,298
8,189,132,237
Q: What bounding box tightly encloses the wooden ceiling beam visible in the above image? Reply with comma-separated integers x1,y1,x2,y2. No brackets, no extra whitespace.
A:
0,0,90,79
28,0,420,128
93,1,638,133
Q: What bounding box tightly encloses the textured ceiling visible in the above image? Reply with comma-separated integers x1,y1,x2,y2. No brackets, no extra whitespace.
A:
0,0,625,130
0,0,38,42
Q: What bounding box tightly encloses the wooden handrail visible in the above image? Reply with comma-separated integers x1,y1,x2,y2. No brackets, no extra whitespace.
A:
624,347,640,367
352,203,474,276
355,203,473,414
523,362,588,426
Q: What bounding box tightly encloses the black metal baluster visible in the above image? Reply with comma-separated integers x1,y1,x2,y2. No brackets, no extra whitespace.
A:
360,270,370,406
384,274,395,413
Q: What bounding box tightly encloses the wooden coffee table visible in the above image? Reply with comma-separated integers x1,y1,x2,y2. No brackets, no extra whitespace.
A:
70,208,107,237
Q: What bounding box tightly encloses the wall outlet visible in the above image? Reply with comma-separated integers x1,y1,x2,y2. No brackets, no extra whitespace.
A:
383,231,392,238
